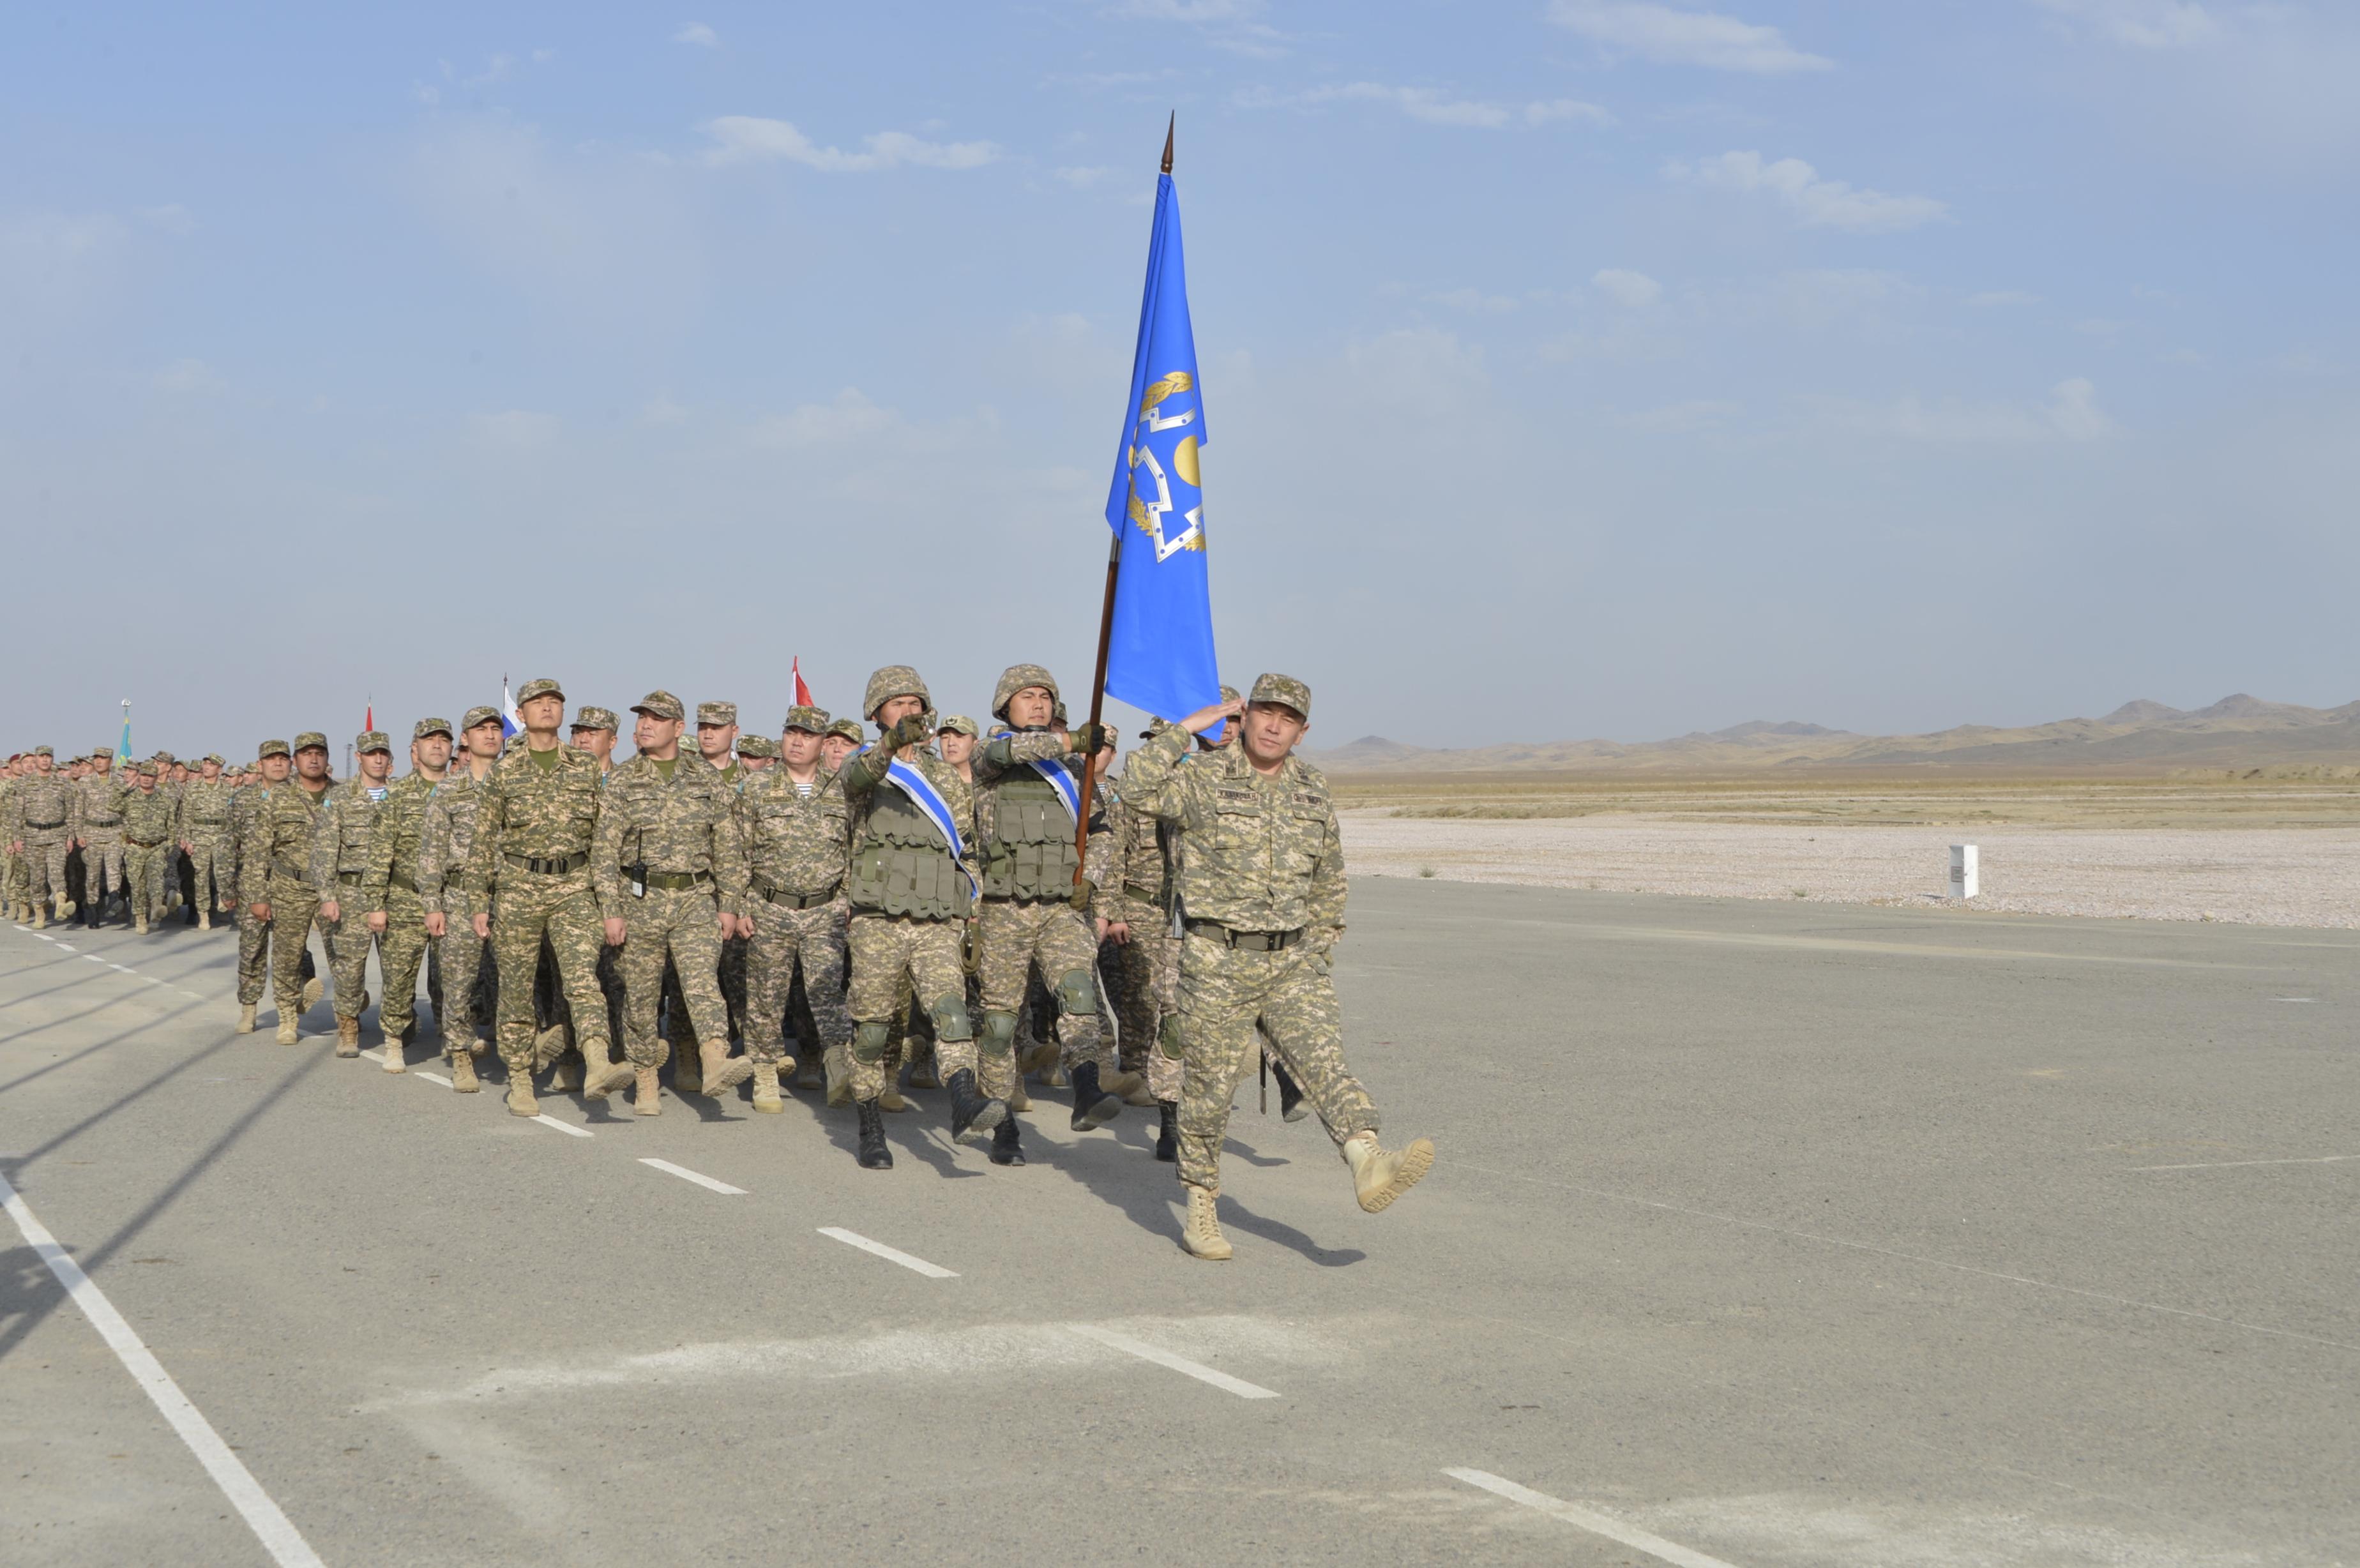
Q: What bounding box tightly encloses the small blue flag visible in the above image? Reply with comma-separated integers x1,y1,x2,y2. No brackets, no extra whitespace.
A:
117,700,131,763
1103,167,1220,730
500,678,523,742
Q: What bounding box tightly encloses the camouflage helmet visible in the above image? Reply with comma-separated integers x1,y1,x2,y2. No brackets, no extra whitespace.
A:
735,732,778,760
990,663,1061,722
826,717,866,744
862,665,930,721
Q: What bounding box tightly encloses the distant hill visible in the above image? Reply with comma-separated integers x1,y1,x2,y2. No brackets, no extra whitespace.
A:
1306,695,2360,774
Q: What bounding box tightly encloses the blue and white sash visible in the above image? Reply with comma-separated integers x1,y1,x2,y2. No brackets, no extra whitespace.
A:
986,729,1083,824
861,746,978,894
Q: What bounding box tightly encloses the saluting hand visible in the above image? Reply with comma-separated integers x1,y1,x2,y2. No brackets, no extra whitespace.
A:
1181,697,1243,735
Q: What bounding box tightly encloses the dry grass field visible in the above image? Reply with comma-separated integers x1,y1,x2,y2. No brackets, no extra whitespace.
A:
1331,773,2360,927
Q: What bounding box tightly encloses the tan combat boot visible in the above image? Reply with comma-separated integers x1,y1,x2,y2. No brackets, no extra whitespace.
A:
236,1002,257,1034
583,1058,635,1101
381,1035,405,1074
671,1035,704,1095
197,912,211,931
335,1018,361,1057
750,1061,783,1113
1017,1039,1059,1076
700,1040,753,1096
1343,1132,1435,1213
449,1050,480,1092
531,1024,571,1074
276,1013,299,1046
1105,1067,1151,1104
633,1064,662,1116
878,1077,909,1113
31,904,47,930
548,1053,583,1092
1007,1076,1032,1113
1181,1184,1232,1261
300,976,323,1014
824,1044,851,1107
134,913,149,935
506,1076,538,1117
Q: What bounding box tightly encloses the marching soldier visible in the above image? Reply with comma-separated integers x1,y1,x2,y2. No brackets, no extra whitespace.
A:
179,755,236,927
418,707,507,1090
243,734,334,1043
359,720,451,1075
316,732,394,1056
1121,675,1435,1262
735,704,854,1114
119,761,179,933
70,748,128,927
592,691,752,1115
8,748,75,927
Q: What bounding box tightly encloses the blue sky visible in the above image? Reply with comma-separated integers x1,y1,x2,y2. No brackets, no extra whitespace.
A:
5,1,2355,755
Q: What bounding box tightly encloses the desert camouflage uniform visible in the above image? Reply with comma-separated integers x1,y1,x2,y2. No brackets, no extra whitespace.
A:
1,773,22,916
227,777,276,1003
240,773,331,1025
9,767,75,917
119,780,180,925
592,750,748,1072
1119,712,1379,1194
70,769,128,908
314,769,390,1023
418,771,495,1043
456,739,614,1079
178,776,238,914
361,770,438,1043
735,755,853,1073
1100,773,1184,1103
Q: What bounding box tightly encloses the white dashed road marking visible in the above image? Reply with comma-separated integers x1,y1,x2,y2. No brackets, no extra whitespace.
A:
415,1071,451,1087
534,1115,593,1139
2131,1153,2360,1171
818,1226,958,1279
1067,1323,1279,1399
1,1170,326,1568
1443,1469,1741,1568
641,1157,743,1193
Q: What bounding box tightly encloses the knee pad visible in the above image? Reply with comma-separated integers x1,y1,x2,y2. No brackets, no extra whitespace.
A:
1158,1012,1186,1062
852,1019,894,1063
978,1009,1018,1057
928,993,974,1043
1054,968,1098,1019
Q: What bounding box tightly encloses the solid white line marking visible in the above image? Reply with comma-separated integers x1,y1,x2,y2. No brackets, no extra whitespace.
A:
416,1071,451,1087
534,1115,593,1139
1068,1323,1280,1399
1444,1469,1739,1568
0,1170,326,1568
2271,997,2317,1002
817,1226,958,1279
641,1157,741,1192
2132,1153,2360,1172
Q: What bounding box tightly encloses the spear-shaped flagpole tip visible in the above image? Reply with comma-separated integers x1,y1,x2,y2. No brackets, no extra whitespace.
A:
1161,111,1174,175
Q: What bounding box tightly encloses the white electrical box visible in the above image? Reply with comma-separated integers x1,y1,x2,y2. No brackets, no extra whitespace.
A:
1949,843,1979,900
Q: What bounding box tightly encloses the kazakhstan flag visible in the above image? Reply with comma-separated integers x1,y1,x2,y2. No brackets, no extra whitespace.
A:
1102,162,1220,727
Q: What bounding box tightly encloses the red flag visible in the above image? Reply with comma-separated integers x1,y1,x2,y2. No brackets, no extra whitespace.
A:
792,658,813,709
365,704,374,732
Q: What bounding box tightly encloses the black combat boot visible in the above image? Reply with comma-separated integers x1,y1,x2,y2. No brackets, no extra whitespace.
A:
1155,1101,1179,1162
945,1067,1004,1144
856,1099,893,1169
86,893,103,929
1271,1056,1309,1122
184,901,199,927
1068,1060,1123,1131
989,1115,1025,1166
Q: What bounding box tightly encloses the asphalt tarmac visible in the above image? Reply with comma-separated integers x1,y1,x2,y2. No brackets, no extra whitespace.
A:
3,882,2354,1567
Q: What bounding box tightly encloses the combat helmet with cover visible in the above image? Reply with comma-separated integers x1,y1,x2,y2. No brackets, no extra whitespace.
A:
863,665,932,721
990,663,1060,723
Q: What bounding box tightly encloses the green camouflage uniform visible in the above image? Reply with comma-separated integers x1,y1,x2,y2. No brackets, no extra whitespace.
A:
119,780,180,924
9,766,75,916
417,769,495,1043
240,770,331,1024
178,776,238,914
227,777,276,1004
70,769,128,907
592,749,748,1071
1101,773,1184,1103
972,727,1112,1078
455,735,614,1078
1118,707,1379,1194
735,746,853,1071
314,764,390,1022
360,764,439,1042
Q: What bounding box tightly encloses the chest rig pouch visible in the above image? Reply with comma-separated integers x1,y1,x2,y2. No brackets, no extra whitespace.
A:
981,769,1080,901
849,788,968,920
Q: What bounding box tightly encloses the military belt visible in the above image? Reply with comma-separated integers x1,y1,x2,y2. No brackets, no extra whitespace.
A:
642,870,712,892
127,837,169,848
189,818,228,828
336,870,367,886
86,818,123,829
1185,919,1305,952
1122,881,1163,903
272,857,307,881
388,866,418,893
754,877,840,909
24,819,64,830
508,851,589,875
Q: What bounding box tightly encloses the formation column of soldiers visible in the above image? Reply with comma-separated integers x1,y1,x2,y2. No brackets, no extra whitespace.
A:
2,664,1433,1258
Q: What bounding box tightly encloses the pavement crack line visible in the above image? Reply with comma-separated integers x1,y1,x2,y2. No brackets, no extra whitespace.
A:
817,1225,958,1278
1450,1160,2360,1353
0,1168,326,1568
1444,1468,1739,1568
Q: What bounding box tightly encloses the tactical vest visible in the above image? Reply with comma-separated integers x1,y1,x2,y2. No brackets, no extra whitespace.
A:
847,787,967,920
980,768,1080,901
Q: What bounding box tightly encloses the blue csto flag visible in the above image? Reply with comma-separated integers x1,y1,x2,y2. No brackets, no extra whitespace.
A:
117,701,131,763
1103,167,1220,730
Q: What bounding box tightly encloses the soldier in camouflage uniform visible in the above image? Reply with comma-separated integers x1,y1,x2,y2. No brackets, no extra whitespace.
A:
70,750,128,927
8,748,75,927
359,720,451,1076
418,707,506,1085
838,665,998,1170
0,758,21,923
456,679,621,1119
736,732,776,773
118,761,179,933
537,705,626,1091
821,718,863,774
179,755,237,927
697,700,754,1057
735,704,854,1115
1121,674,1435,1261
593,691,752,1115
242,734,334,1043
227,747,284,1030
969,664,1125,1166
315,732,395,1057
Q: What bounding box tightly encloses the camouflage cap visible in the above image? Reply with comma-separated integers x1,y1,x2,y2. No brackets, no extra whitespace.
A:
696,701,738,727
1221,684,1242,705
937,713,981,738
92,747,114,759
461,705,504,732
202,753,225,765
861,665,930,720
826,718,866,743
258,739,291,759
153,751,178,764
571,705,619,732
1248,674,1312,719
516,677,563,704
631,690,685,721
412,717,453,741
31,745,52,757
782,704,830,734
735,732,778,759
135,758,158,776
355,730,391,754
292,731,329,752
990,663,1061,721
1139,716,1174,739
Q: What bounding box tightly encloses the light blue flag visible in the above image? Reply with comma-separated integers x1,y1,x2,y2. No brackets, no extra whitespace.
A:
1103,165,1221,730
117,700,131,763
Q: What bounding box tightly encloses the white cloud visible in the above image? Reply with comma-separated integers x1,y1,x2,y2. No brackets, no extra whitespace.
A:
673,22,718,47
1593,268,1662,307
1624,398,1739,432
752,389,900,448
1674,150,1948,232
2030,0,2218,50
1432,287,1518,313
1253,83,1612,130
2045,377,2114,439
1816,378,2116,443
1548,1,1832,73
471,410,561,448
1967,289,2041,307
151,359,225,395
1111,0,1289,57
699,117,998,171
1525,99,1617,126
